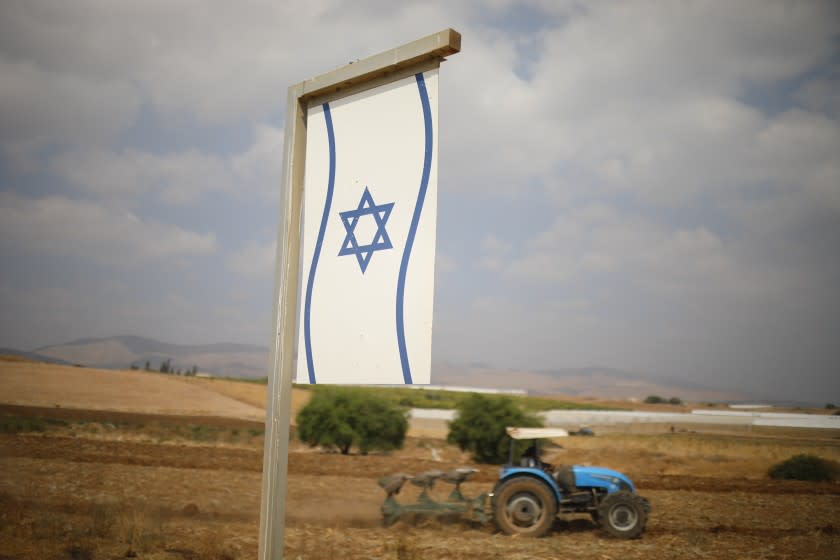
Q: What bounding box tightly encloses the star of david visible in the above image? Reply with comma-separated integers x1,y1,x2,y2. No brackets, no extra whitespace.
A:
338,186,395,273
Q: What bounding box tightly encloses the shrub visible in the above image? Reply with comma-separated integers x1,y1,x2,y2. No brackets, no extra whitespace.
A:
447,394,542,464
296,388,407,455
768,454,840,482
0,417,47,434
645,395,682,405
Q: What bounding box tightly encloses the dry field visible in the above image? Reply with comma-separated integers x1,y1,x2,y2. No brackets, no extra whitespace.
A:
1,360,839,559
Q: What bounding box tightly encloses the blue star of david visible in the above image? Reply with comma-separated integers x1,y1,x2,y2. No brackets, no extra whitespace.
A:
338,187,395,273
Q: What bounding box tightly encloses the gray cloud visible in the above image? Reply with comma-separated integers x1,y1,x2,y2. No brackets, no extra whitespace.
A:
226,239,275,278
1,1,838,401
0,192,216,265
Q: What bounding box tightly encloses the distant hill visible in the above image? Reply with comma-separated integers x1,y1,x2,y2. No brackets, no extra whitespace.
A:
0,348,74,366
31,336,269,378
17,335,745,401
431,363,745,403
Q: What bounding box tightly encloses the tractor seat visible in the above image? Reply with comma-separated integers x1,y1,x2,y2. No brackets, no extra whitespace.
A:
520,457,538,468
553,465,578,493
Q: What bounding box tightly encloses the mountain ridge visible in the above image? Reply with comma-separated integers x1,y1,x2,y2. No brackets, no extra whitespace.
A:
14,335,747,401
30,335,269,378
34,335,266,356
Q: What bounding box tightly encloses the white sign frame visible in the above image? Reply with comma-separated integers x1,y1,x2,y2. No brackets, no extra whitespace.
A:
259,29,460,560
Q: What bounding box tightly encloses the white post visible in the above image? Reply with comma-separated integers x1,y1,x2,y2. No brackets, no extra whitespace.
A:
258,81,306,560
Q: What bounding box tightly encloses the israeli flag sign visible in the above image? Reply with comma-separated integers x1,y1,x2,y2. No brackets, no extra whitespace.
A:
296,69,439,384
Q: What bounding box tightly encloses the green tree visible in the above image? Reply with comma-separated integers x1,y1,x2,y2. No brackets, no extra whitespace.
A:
644,395,665,404
769,454,839,482
296,388,407,455
447,394,542,464
159,358,171,374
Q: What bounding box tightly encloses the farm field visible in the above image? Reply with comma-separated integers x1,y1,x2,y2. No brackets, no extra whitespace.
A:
1,360,839,559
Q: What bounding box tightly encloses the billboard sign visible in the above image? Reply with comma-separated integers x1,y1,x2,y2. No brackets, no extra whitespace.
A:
297,70,439,385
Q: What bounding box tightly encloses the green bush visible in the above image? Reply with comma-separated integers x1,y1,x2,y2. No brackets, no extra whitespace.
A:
447,394,542,464
0,416,47,433
768,454,839,482
0,416,68,434
296,388,407,455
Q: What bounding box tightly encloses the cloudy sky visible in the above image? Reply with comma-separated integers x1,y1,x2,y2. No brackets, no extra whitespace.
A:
1,1,838,402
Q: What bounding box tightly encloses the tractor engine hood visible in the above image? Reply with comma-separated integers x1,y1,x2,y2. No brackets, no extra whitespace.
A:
573,465,637,493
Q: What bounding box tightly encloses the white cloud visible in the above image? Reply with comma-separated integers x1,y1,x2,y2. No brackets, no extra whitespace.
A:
49,124,285,206
226,240,276,278
232,125,284,199
440,0,840,212
505,204,784,303
478,234,513,270
795,64,840,118
0,192,216,266
435,252,456,276
0,0,459,158
0,55,140,168
50,148,232,206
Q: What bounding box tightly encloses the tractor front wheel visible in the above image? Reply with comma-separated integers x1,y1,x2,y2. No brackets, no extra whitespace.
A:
598,491,647,539
493,477,557,538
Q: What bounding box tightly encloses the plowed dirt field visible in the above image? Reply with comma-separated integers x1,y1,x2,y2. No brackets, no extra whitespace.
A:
1,362,839,559
1,412,839,559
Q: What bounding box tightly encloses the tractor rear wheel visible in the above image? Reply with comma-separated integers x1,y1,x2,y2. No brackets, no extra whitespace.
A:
597,491,647,539
493,477,557,537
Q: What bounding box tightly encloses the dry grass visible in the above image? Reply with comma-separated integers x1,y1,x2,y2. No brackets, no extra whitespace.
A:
552,431,840,479
0,361,265,420
0,492,168,559
183,376,313,425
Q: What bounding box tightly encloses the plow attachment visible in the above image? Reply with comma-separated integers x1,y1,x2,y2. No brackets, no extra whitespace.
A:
378,468,490,527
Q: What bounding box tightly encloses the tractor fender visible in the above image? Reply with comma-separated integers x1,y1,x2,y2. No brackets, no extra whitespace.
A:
495,468,563,505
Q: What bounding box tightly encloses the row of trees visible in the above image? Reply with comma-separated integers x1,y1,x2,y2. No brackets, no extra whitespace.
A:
644,395,683,405
130,359,199,376
295,390,540,463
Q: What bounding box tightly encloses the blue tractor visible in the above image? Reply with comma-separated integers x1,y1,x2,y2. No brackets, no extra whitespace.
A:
490,427,650,538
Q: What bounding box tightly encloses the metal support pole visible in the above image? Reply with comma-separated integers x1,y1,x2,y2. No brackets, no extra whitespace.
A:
258,82,306,560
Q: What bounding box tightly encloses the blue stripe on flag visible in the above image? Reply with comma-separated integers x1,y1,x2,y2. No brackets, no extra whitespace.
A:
396,73,433,384
303,103,336,384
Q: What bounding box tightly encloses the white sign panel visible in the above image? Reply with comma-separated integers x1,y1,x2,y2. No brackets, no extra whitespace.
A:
297,69,439,384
